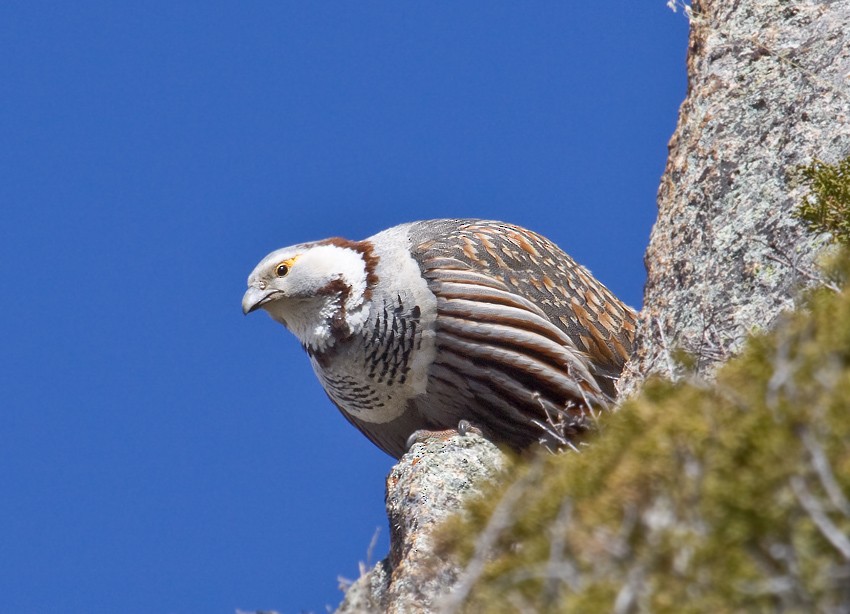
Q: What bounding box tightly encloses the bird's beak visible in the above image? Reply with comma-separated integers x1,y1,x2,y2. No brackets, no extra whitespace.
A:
242,286,270,315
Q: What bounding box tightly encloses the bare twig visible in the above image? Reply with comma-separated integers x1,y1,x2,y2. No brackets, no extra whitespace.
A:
655,316,677,379
506,590,537,614
754,235,840,294
765,327,796,412
362,527,381,575
542,498,577,604
764,251,841,293
790,476,850,561
439,459,545,614
613,561,647,614
337,526,383,592
800,428,850,517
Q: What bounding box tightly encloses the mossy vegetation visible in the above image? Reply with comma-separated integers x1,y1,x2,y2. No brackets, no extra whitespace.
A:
437,157,850,612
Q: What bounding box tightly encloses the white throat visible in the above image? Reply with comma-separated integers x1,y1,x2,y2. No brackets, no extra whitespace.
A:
265,295,343,352
263,244,371,353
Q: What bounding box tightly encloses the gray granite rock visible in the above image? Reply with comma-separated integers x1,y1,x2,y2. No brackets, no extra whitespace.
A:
620,0,850,393
335,433,507,614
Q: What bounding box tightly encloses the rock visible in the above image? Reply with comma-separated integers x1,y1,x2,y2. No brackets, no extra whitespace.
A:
336,432,507,613
620,0,850,394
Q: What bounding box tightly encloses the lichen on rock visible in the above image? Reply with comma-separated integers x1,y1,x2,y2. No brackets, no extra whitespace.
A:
620,0,850,393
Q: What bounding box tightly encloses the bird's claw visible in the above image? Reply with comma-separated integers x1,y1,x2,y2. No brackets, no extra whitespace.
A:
457,419,483,437
405,420,484,451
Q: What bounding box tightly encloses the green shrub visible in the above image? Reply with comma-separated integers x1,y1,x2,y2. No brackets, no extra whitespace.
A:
794,156,850,244
438,159,850,612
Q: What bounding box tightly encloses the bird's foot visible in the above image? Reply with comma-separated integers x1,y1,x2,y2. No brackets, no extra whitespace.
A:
457,419,483,437
405,420,485,451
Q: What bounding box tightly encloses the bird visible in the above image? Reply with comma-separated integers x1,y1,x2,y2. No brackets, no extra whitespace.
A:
242,219,637,459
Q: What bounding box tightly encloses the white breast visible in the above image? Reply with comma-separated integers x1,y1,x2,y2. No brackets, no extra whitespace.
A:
313,223,438,424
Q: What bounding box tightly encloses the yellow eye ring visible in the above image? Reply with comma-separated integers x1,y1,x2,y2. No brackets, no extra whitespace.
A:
275,256,298,277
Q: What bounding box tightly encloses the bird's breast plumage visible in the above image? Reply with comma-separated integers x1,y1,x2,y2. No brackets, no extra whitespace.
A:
311,294,430,422
308,224,439,430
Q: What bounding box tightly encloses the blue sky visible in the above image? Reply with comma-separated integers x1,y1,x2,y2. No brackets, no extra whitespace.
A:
1,3,688,612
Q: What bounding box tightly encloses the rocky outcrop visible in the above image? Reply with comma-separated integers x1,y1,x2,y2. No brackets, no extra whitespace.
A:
620,0,850,392
336,433,507,613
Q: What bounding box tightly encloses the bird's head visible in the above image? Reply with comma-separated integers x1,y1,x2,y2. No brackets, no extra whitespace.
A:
242,239,377,352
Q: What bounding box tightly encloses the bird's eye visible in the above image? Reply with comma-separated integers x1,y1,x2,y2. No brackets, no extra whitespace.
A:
276,263,289,277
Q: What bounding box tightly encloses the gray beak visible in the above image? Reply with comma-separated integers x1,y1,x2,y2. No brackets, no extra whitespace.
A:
242,286,269,315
